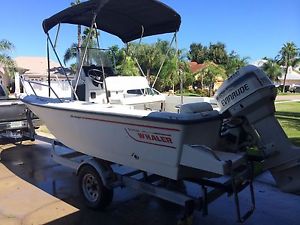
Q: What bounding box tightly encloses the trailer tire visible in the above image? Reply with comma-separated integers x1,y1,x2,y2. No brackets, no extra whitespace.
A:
78,165,113,210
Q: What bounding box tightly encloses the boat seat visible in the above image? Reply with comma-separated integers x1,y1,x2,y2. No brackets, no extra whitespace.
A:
180,102,213,114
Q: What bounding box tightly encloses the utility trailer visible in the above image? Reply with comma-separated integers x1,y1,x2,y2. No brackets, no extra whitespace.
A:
52,140,256,223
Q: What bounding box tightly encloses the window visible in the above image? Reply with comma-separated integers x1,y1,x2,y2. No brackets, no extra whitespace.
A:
127,89,143,95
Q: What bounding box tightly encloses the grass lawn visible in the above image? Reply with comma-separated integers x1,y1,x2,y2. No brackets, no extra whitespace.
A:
275,101,300,146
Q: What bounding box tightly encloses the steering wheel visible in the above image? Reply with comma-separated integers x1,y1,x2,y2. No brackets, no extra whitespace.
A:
87,68,104,85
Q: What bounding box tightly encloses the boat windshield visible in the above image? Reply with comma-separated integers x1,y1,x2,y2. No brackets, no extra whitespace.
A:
80,47,115,69
127,88,160,96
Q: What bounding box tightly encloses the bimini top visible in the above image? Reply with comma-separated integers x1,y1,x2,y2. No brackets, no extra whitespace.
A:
42,0,181,43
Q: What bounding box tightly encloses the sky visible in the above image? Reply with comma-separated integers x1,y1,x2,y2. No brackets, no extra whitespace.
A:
0,0,299,63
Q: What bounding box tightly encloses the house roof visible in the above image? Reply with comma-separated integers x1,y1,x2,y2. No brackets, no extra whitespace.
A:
280,68,300,81
14,56,70,77
189,61,206,73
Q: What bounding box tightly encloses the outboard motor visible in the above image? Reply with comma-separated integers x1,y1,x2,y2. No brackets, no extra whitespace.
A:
215,65,300,193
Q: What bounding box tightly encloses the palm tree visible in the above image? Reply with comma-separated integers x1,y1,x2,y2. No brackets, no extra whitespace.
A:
0,39,15,78
63,43,78,65
63,27,99,67
225,51,248,75
71,0,82,56
159,56,179,92
64,1,102,70
261,58,282,82
116,54,140,76
196,61,226,96
278,42,300,91
133,43,162,81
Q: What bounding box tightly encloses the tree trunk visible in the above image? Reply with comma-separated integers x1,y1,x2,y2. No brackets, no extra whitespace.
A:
146,68,151,82
77,24,82,73
282,63,288,92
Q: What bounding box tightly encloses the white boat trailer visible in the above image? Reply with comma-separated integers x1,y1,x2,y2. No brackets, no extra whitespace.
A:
51,140,256,223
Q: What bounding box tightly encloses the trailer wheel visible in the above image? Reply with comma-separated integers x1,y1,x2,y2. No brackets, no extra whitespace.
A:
78,165,113,210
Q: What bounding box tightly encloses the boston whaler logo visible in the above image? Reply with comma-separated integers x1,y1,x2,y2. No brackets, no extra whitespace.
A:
125,128,175,149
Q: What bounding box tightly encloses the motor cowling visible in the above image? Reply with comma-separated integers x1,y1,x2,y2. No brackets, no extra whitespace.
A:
215,65,276,116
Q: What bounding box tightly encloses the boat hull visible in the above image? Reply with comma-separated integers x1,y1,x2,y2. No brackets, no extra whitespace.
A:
24,97,222,179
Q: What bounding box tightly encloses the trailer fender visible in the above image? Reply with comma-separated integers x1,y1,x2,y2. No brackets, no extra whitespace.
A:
77,159,114,188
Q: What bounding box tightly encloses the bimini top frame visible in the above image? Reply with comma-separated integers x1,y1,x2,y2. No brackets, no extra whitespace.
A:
42,0,181,43
42,0,181,100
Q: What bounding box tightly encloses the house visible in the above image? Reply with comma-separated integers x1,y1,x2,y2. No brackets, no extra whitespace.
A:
15,56,74,97
189,61,224,91
280,67,300,86
15,56,73,81
251,60,300,86
189,61,206,74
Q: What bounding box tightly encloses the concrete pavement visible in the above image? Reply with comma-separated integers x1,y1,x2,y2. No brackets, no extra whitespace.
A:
275,94,300,101
0,140,78,225
0,139,300,225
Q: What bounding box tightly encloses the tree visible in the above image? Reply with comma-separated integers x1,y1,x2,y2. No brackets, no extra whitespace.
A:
108,45,124,68
63,43,78,65
151,41,190,92
195,61,226,96
0,39,15,78
208,42,228,65
116,54,139,76
225,51,248,75
63,27,99,67
261,58,282,82
188,43,208,64
132,43,163,80
71,0,82,58
278,42,300,91
188,42,248,77
159,56,179,91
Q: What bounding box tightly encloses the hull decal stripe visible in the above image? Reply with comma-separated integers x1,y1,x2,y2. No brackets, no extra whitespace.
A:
70,115,181,131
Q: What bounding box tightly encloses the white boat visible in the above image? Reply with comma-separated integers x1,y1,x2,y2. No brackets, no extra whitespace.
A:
106,76,165,109
21,0,300,196
19,51,165,110
22,95,224,179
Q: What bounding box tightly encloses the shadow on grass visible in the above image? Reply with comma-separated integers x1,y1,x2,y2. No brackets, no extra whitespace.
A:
276,116,300,131
276,111,300,118
289,138,300,147
276,108,300,134
275,108,300,147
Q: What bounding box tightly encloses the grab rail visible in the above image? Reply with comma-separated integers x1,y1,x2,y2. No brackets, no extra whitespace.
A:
21,77,63,103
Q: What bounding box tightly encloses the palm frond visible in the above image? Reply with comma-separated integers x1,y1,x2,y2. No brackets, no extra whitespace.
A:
0,39,14,52
0,54,16,78
63,43,78,65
